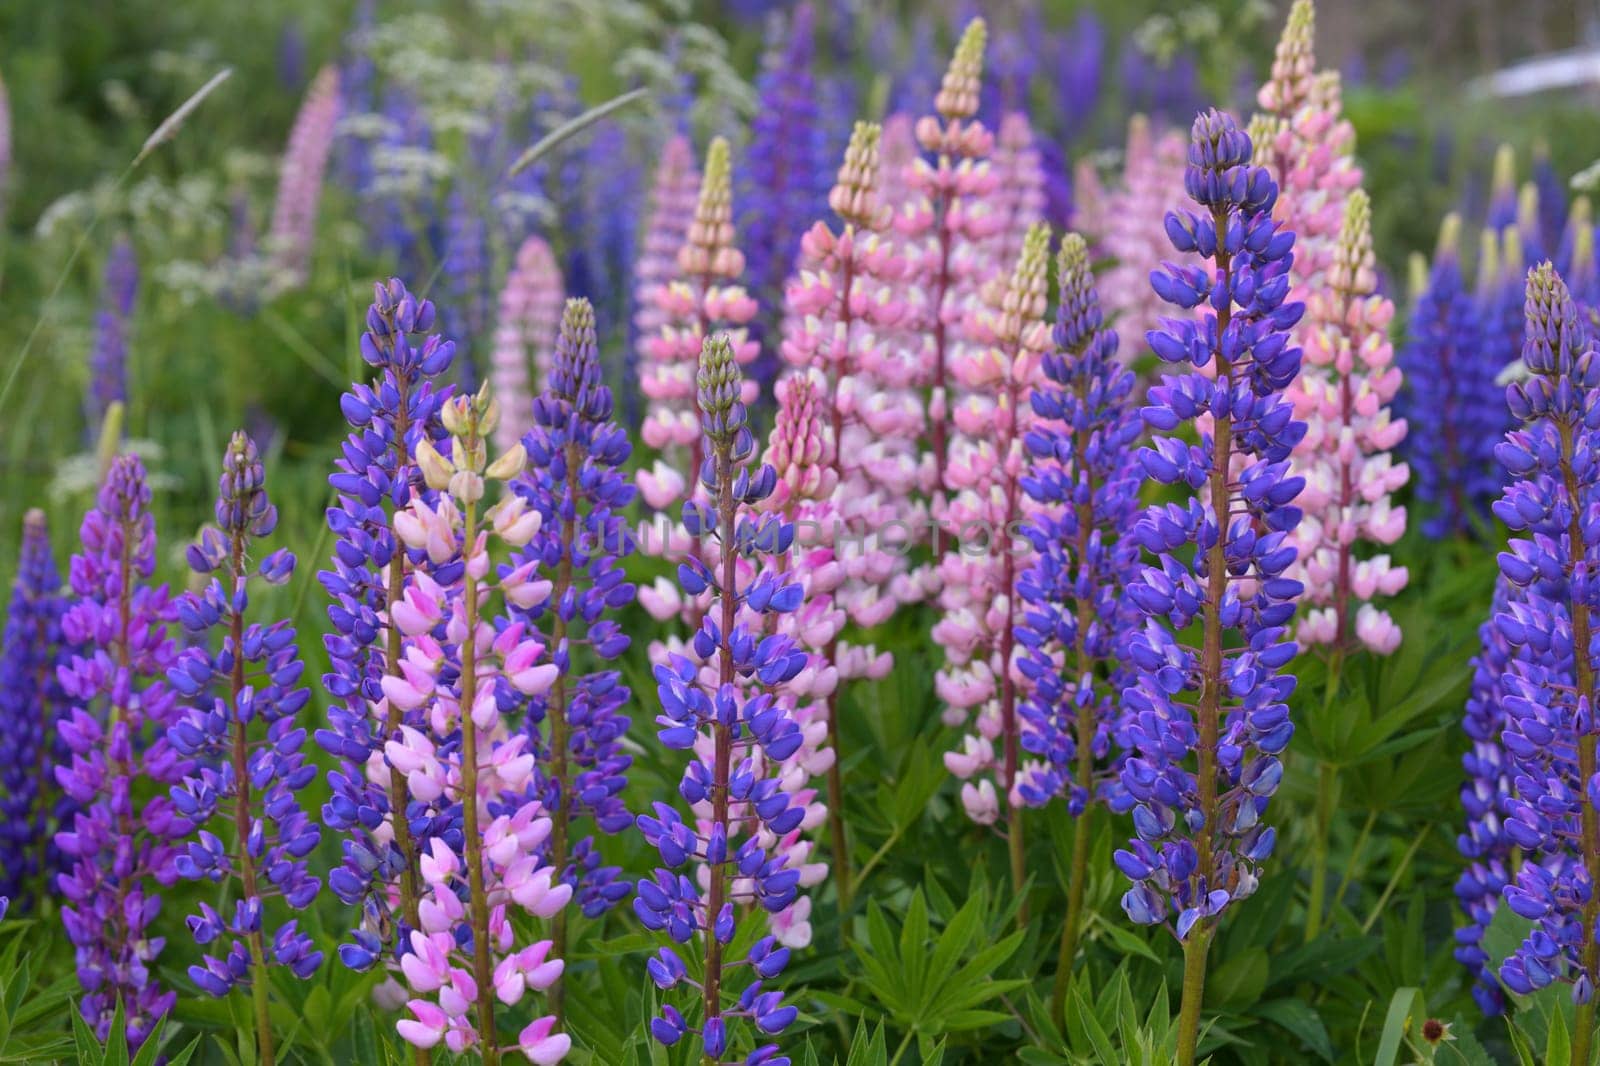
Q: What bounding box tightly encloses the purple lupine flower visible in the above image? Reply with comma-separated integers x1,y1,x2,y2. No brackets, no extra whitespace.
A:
333,0,376,198
1492,265,1600,1056
1537,146,1569,263
511,298,636,935
316,278,455,974
167,432,321,1039
1117,110,1305,1064
443,188,493,391
55,455,190,1048
1402,217,1502,538
85,238,138,439
563,121,638,364
1480,224,1528,395
0,509,72,911
634,334,805,1063
742,2,830,387
277,18,306,90
1557,200,1600,318
1014,233,1142,1016
1455,575,1524,1016
1053,11,1104,144
268,65,340,285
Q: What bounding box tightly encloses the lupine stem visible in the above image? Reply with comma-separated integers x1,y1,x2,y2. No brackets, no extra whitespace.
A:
1176,926,1214,1063
1562,418,1599,1066
458,496,500,1066
1051,384,1100,1022
1000,443,1026,926
1176,223,1234,1066
1305,652,1342,942
545,437,581,1031
703,433,739,1064
228,532,276,1066
384,379,431,1066
823,255,857,914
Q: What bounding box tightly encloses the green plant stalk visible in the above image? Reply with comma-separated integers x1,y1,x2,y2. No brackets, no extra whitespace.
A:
228,531,276,1066
1304,651,1342,943
458,496,500,1066
1175,925,1214,1065
1051,370,1102,1021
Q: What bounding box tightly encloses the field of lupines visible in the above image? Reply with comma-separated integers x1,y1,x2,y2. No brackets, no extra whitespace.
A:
6,1,1600,1063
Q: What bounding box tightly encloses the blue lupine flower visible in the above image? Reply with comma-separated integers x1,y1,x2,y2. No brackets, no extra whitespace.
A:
315,278,455,970
510,298,637,920
1402,219,1502,538
0,509,71,911
634,334,804,1064
1491,262,1600,1011
1115,110,1305,945
85,238,137,438
169,431,322,999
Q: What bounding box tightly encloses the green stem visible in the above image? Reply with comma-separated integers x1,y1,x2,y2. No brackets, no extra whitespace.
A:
1359,829,1428,935
1332,808,1379,913
1305,653,1343,942
545,438,581,1032
1050,807,1092,1026
1175,926,1214,1066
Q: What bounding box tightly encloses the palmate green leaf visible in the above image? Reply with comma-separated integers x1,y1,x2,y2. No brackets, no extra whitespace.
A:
1205,948,1268,1009
898,890,930,1002
1546,1005,1571,1066
1066,985,1117,1064
1090,914,1160,965
71,1007,103,1066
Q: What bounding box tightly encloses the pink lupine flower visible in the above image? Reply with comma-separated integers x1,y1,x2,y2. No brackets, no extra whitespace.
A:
895,19,1002,527
1286,189,1409,654
988,112,1047,273
1071,114,1190,354
632,135,700,344
637,137,759,526
491,236,565,453
268,65,340,284
1252,0,1361,308
389,385,571,1065
938,223,1052,914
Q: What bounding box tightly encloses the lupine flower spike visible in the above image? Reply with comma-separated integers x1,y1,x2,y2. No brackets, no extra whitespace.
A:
508,297,638,1026
268,65,341,285
1014,233,1142,1019
937,222,1052,922
776,119,910,906
1288,189,1409,655
56,455,191,1048
1402,215,1501,537
634,334,806,1064
1492,263,1600,1065
1285,188,1409,940
85,238,138,441
897,19,999,539
1119,111,1305,1066
385,384,571,1064
317,279,454,1021
637,138,759,529
168,432,322,1065
492,236,566,454
0,509,71,911
1071,115,1192,354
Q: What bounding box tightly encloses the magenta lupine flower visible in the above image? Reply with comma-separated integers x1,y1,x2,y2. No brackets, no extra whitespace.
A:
387,387,571,1064
55,455,191,1048
636,138,759,529
1285,191,1409,654
988,112,1047,276
491,235,565,454
875,113,918,221
1071,115,1192,357
166,433,321,1064
1253,1,1362,309
268,65,341,285
936,223,1052,912
0,509,72,912
895,19,1001,526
